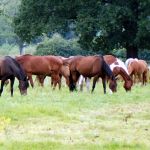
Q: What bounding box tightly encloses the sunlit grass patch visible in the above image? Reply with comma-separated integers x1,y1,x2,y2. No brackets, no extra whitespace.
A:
0,116,11,132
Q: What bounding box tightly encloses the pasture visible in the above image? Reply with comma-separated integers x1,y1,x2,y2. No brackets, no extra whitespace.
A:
0,80,150,150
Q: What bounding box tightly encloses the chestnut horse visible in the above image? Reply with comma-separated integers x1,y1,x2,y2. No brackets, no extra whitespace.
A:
81,55,133,92
0,56,29,96
69,55,117,94
16,54,64,89
34,56,70,89
127,59,148,85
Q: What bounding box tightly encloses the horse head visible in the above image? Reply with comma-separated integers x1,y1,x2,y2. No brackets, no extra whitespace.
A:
18,77,29,95
124,77,133,92
109,75,117,93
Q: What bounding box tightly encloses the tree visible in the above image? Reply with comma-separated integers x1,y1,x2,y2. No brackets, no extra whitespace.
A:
0,0,25,54
14,0,150,58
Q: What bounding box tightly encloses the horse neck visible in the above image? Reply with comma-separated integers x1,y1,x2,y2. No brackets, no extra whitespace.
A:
119,68,131,82
10,63,26,81
13,70,24,81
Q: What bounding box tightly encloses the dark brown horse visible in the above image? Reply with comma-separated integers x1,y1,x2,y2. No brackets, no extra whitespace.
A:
69,55,117,94
0,56,29,96
15,54,66,89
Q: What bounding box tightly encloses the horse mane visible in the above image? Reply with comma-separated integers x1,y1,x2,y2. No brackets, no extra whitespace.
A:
116,58,129,74
101,56,115,80
119,67,132,81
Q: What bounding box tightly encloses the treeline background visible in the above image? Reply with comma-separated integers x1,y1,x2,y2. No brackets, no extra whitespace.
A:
0,0,150,61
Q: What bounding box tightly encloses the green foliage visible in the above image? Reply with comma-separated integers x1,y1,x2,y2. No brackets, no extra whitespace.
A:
0,0,20,45
139,49,150,60
112,48,126,59
0,44,18,55
35,34,92,56
112,48,150,61
14,0,150,58
0,43,36,55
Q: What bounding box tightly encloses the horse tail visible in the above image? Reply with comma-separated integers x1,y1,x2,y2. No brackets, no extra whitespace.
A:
101,56,115,80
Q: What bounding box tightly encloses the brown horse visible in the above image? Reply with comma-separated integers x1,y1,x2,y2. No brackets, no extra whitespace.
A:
127,59,148,85
0,56,29,96
15,54,64,89
33,56,70,89
69,55,117,94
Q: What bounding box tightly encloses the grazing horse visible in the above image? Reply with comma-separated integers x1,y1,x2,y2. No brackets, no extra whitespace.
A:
0,56,29,96
15,54,64,89
80,55,133,92
34,56,70,89
104,55,133,91
69,55,117,94
127,59,148,85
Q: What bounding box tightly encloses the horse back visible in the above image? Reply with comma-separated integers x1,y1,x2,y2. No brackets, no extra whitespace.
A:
16,55,63,75
128,60,147,74
104,55,117,65
138,60,148,72
70,55,103,77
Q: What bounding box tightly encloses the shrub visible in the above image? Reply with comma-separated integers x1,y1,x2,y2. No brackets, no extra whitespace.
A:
35,33,91,56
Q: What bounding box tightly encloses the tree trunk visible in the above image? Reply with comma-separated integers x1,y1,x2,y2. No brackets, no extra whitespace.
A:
19,43,25,55
126,45,138,59
17,39,25,55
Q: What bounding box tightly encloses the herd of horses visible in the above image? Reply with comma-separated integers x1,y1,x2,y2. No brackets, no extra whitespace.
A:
0,54,149,96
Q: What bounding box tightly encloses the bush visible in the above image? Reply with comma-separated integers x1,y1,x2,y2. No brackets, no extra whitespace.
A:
0,44,18,56
35,33,92,56
112,48,150,61
111,48,126,60
139,49,150,61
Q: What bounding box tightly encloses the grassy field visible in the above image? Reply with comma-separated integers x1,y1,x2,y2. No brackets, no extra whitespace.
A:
0,80,149,150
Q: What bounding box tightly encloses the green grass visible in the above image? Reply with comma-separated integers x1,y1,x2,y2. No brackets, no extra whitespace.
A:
0,80,149,150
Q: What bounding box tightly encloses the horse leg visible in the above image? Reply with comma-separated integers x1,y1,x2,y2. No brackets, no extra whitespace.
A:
51,74,61,90
65,76,70,87
35,75,44,86
28,74,34,88
78,75,84,91
39,75,46,87
10,76,15,97
74,72,80,91
51,73,60,90
92,76,99,93
102,77,106,94
0,77,8,96
51,77,54,88
143,72,147,85
58,74,62,90
132,74,136,84
69,71,80,91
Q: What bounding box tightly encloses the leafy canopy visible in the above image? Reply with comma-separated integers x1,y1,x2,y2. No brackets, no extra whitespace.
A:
14,0,150,53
